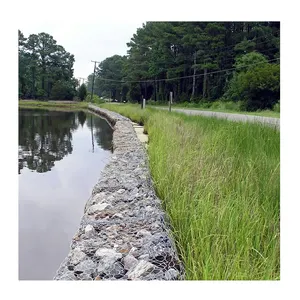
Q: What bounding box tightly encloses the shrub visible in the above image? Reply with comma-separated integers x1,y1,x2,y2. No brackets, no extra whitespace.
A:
85,94,105,104
224,52,280,111
273,102,280,112
50,80,76,100
78,84,87,101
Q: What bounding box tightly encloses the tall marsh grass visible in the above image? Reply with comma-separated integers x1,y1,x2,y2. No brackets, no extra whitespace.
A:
100,103,280,280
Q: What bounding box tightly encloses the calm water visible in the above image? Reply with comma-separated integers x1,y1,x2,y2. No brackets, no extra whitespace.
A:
18,109,113,280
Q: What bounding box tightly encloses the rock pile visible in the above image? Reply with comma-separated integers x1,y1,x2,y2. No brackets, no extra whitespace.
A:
54,104,184,280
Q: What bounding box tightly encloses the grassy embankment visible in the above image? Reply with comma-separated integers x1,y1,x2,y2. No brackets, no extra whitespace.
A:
18,100,88,110
99,103,280,280
145,101,280,118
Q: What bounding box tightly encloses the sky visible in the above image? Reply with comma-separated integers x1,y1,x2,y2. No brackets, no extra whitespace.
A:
20,20,145,80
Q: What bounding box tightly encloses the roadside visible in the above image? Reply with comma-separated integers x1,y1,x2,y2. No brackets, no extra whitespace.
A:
152,106,280,129
155,105,280,118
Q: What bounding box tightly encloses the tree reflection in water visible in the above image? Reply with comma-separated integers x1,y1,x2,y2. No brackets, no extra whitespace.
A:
18,109,112,174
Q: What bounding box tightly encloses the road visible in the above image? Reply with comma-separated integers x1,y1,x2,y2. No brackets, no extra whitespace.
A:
153,107,280,129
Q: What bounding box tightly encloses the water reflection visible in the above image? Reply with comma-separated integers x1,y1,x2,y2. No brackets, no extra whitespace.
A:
18,109,113,174
19,108,113,280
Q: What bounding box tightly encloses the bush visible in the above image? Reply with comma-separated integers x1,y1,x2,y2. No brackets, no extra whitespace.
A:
273,102,280,112
78,84,87,101
224,52,280,111
85,94,105,104
73,96,80,102
50,80,76,100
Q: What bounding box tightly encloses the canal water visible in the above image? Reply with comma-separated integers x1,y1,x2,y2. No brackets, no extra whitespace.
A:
18,109,113,280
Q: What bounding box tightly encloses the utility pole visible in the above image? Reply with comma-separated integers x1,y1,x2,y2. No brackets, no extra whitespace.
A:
90,60,100,102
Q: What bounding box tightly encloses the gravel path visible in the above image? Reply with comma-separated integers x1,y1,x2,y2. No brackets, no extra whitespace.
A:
154,107,280,129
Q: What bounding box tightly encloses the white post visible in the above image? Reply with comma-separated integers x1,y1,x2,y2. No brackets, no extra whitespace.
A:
169,92,172,112
143,98,146,109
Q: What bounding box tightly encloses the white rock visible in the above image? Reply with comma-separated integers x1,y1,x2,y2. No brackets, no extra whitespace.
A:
138,254,149,260
95,248,122,273
137,229,152,237
129,247,138,257
165,268,180,280
127,260,155,280
74,259,97,272
117,189,126,194
107,195,115,202
123,254,138,270
112,213,123,219
69,248,86,265
91,192,106,204
84,225,95,237
87,203,111,214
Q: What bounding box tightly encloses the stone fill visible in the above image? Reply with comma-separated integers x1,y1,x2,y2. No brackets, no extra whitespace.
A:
54,104,184,280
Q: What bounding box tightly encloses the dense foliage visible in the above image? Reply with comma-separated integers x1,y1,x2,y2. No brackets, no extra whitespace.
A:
87,22,280,110
18,30,78,100
78,83,87,101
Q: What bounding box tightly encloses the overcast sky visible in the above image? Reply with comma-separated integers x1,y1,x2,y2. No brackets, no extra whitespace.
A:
20,20,145,80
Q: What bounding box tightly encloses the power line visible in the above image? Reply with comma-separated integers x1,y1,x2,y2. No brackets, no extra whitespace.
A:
94,58,280,84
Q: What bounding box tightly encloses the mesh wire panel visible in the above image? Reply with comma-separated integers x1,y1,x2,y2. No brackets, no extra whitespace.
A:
54,106,184,281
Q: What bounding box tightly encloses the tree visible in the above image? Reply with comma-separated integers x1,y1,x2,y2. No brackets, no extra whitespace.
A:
84,22,280,108
50,80,76,100
224,52,279,110
78,83,87,101
18,30,76,100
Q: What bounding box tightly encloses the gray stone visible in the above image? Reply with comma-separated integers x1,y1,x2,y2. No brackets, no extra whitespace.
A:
138,254,149,261
129,246,139,258
96,248,122,273
74,259,97,272
104,261,125,277
123,254,138,270
84,225,95,237
165,268,180,280
117,189,126,194
112,213,123,219
69,248,86,265
55,271,77,280
127,260,155,280
76,272,92,280
91,192,107,204
87,203,111,215
137,229,152,237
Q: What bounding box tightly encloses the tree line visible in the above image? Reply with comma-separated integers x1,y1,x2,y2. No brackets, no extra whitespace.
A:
18,30,78,100
86,22,280,111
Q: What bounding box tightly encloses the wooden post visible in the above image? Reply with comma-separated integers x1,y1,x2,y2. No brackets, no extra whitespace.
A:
169,91,172,112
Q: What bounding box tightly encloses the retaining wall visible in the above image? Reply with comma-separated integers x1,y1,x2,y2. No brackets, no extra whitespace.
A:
54,104,184,280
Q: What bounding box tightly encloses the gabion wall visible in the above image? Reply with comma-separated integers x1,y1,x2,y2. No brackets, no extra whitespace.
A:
54,105,184,280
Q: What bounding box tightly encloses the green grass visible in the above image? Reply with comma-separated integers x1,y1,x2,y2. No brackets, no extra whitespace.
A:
99,103,280,280
19,100,88,110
